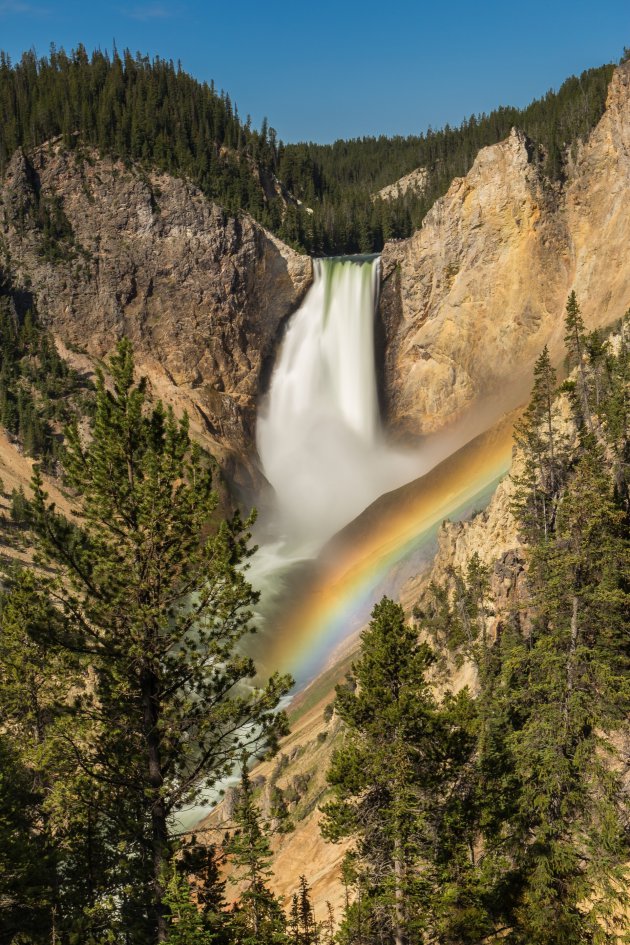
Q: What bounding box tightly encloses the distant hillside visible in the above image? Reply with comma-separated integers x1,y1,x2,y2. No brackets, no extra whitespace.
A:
0,46,283,229
0,46,618,254
275,62,616,252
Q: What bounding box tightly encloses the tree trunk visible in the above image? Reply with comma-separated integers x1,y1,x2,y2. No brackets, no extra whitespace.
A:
251,865,260,940
151,797,170,943
393,834,406,945
545,385,556,493
141,664,170,943
563,595,579,736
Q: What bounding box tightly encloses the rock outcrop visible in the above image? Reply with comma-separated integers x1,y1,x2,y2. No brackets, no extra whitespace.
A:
375,165,428,201
423,470,526,646
380,60,630,442
0,143,312,491
413,391,578,653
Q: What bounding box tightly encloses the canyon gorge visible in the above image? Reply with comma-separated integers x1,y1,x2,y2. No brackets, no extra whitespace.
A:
0,52,629,936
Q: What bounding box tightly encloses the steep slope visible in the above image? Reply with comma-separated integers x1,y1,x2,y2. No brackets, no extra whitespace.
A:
198,662,353,918
246,396,616,921
0,48,614,256
0,143,311,491
379,60,630,441
211,465,520,924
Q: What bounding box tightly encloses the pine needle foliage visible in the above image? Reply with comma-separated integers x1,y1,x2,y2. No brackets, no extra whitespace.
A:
3,339,291,942
225,763,288,945
322,597,475,945
0,287,91,470
328,296,629,945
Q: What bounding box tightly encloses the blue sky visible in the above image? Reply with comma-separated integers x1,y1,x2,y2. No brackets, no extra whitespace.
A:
0,0,628,143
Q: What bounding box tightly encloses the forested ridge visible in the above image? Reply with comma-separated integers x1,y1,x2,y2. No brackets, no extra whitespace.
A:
322,300,630,945
0,45,619,254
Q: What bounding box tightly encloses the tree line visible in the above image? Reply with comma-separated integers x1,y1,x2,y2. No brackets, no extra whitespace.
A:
0,335,336,945
0,46,618,254
0,341,292,943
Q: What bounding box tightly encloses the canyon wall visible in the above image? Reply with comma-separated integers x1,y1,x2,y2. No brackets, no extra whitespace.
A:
0,144,311,490
380,60,630,441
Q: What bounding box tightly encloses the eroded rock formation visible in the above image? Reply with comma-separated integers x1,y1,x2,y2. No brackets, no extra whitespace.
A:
0,143,312,491
375,165,428,201
380,60,630,441
2,63,630,486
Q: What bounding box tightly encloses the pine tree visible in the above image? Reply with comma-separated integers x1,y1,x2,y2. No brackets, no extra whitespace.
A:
0,734,55,943
322,597,455,945
289,894,301,944
296,875,319,944
0,568,123,942
513,344,564,541
564,292,594,431
8,339,292,943
287,878,320,945
9,485,28,525
505,442,629,945
468,322,630,944
163,868,215,945
225,762,288,944
178,839,230,943
414,557,524,943
323,902,335,945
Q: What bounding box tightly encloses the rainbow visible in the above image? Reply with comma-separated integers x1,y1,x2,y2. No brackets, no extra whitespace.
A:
265,414,517,687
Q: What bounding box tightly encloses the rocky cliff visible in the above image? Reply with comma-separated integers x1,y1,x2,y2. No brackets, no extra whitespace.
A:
420,466,525,650
0,142,312,492
380,60,630,441
2,62,630,485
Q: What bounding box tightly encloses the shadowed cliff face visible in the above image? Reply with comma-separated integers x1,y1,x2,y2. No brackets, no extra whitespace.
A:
0,143,312,492
379,60,630,442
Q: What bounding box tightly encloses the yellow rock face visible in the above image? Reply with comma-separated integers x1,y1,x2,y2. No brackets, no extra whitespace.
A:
380,61,630,442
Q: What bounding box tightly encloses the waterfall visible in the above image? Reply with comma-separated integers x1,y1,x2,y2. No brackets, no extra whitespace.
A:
256,256,418,557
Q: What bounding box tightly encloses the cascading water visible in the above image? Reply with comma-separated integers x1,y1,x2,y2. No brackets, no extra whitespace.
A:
251,257,420,604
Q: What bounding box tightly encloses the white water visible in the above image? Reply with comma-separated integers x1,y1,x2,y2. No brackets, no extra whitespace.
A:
255,256,420,564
